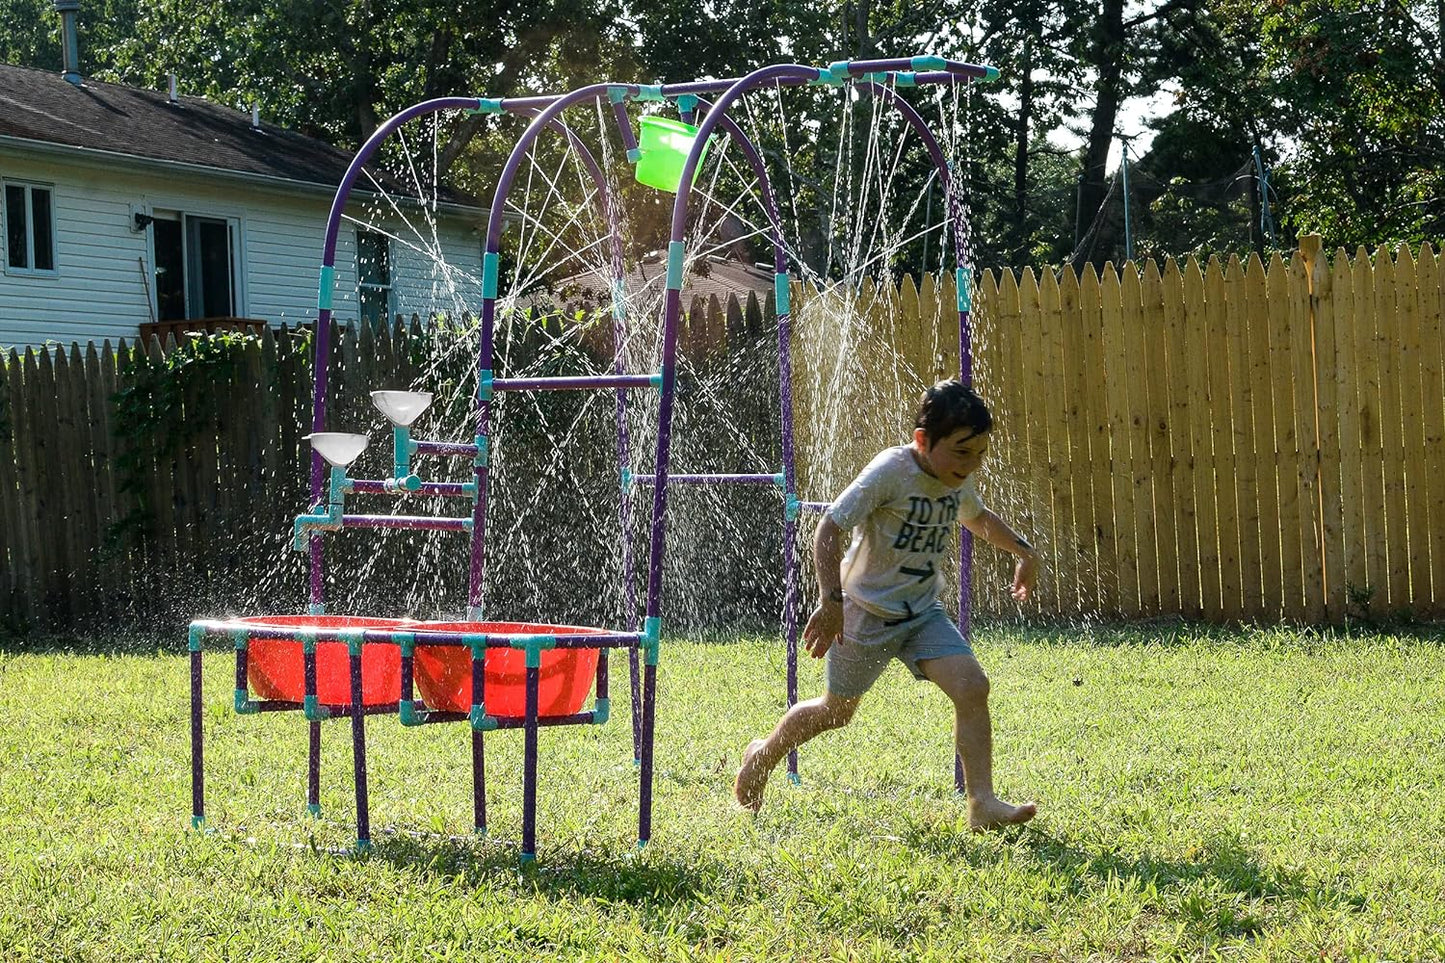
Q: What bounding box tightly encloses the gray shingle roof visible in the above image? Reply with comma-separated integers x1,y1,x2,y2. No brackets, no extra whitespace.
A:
0,61,360,188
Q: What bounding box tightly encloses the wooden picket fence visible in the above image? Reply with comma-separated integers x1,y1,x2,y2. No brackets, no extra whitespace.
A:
1,240,1441,632
790,237,1445,624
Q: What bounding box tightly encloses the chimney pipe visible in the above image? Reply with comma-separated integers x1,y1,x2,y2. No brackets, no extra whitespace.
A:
54,0,82,85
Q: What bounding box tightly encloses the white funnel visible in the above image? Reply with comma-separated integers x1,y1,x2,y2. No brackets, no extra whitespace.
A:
305,432,368,468
371,390,433,427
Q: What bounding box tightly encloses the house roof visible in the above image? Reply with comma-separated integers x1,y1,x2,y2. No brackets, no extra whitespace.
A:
0,62,368,190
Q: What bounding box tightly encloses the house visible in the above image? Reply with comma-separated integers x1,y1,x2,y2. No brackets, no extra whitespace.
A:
0,8,482,350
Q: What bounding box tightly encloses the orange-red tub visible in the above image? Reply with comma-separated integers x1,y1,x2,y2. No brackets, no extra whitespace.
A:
408,621,603,718
238,615,406,706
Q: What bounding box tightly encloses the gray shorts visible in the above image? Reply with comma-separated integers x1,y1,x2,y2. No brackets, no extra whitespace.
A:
824,598,975,698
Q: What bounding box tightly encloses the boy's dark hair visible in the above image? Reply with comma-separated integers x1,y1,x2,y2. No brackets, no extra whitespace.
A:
915,380,992,447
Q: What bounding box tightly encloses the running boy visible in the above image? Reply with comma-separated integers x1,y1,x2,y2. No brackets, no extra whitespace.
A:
734,380,1038,830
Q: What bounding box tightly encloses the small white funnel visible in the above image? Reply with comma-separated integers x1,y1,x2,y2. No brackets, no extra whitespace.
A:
305,432,368,468
371,390,433,427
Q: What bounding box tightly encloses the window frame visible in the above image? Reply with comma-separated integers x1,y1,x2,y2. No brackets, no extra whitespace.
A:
3,180,59,278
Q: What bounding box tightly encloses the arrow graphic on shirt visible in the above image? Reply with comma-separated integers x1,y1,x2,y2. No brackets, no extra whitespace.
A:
899,561,936,583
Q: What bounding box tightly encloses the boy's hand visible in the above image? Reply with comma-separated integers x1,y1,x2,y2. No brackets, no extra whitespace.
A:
802,599,843,658
1011,552,1039,602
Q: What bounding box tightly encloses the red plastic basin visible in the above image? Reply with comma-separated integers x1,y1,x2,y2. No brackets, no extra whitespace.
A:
407,621,603,718
238,615,407,706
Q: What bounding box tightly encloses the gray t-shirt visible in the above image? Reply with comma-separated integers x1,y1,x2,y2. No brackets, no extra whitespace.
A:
827,445,986,620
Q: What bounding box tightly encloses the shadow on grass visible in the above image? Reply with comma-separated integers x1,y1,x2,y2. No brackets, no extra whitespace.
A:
356,830,723,907
903,822,1365,937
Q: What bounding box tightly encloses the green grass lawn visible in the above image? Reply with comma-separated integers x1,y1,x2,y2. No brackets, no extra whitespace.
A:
1,624,1442,961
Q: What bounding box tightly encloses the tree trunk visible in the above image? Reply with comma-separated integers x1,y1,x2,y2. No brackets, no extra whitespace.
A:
1072,0,1126,271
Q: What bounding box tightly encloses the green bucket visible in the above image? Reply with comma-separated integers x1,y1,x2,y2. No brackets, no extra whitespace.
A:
634,116,712,193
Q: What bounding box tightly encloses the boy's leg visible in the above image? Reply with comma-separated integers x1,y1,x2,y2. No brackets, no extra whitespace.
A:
734,690,859,812
917,653,1036,830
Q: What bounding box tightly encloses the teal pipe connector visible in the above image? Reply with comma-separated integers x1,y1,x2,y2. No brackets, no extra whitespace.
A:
234,688,259,715
611,278,627,322
466,634,488,660
666,240,686,291
292,466,351,549
396,633,416,658
607,85,630,104
649,373,663,388
482,251,500,299
509,634,558,669
635,83,664,101
592,697,610,725
478,369,493,402
231,628,249,651
774,272,790,315
626,147,642,164
317,265,335,311
307,803,321,818
772,473,785,486
675,93,699,115
910,55,948,71
784,493,802,521
191,815,205,830
469,704,499,731
474,435,490,468
355,838,372,854
893,71,918,87
810,66,845,87
642,616,662,666
519,851,536,865
391,425,413,481
469,97,504,114
399,699,430,727
982,65,1001,82
340,629,365,658
307,602,325,615
304,694,330,721
467,604,485,620
788,771,802,785
188,624,204,652
957,267,972,312
300,630,319,656
620,467,633,492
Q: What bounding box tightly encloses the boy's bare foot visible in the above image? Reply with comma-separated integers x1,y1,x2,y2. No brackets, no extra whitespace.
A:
733,738,768,813
969,796,1037,831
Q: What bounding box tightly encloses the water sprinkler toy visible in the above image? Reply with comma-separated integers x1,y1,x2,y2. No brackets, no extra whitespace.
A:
187,54,997,859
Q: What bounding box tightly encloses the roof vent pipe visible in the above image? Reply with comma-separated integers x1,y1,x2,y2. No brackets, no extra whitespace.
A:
168,73,177,103
251,104,260,129
54,0,82,85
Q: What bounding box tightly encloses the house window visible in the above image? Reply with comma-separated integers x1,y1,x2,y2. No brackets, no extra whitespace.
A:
357,229,391,327
4,182,57,274
151,211,239,321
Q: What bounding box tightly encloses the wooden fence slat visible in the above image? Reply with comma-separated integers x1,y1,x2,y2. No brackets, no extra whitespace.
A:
1018,268,1058,612
1040,269,1077,613
1371,246,1407,611
1163,259,1201,616
1311,253,1346,621
1394,244,1429,612
993,268,1029,613
1101,263,1140,615
1268,251,1305,620
86,343,122,615
1348,249,1385,614
13,350,45,626
1205,258,1243,620
973,271,1010,613
1059,267,1099,613
1418,244,1445,607
1122,263,1160,612
0,353,20,623
1078,266,1117,615
1243,253,1279,619
1289,244,1326,622
1182,257,1220,619
61,344,99,620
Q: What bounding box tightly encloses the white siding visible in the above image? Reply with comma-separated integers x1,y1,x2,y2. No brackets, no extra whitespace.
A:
0,149,482,350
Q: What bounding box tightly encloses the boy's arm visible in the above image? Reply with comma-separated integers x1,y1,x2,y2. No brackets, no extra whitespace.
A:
801,516,847,657
962,509,1040,601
